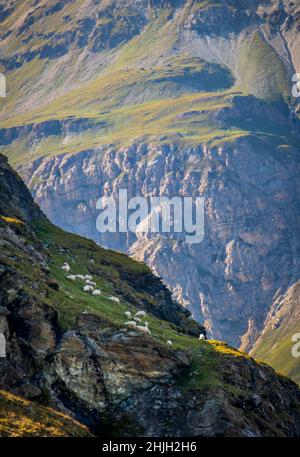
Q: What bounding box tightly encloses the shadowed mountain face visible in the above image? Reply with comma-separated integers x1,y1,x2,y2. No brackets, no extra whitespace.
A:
0,1,300,379
2,152,300,437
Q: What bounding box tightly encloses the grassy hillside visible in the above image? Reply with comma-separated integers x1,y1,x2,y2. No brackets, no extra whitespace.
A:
37,218,205,341
0,212,256,395
0,0,295,167
0,204,201,340
238,32,290,102
0,389,91,437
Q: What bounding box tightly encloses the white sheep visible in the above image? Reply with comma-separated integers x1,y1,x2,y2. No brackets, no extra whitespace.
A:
75,275,85,281
199,334,205,341
61,264,70,273
144,321,149,327
84,275,93,281
125,320,137,329
86,279,97,287
67,275,76,281
108,296,120,304
135,310,146,318
136,325,151,335
167,340,173,346
125,311,131,319
92,289,101,296
0,333,6,358
83,285,94,293
134,317,141,324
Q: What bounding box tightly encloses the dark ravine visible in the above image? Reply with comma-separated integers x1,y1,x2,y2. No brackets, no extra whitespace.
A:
1,154,300,437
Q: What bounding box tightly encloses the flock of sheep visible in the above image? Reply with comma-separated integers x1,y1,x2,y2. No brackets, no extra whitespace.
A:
61,262,206,346
123,310,151,336
62,262,120,303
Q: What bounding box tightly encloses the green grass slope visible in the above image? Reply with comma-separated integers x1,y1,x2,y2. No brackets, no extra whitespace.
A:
0,389,91,437
251,280,300,386
0,0,295,168
238,32,291,102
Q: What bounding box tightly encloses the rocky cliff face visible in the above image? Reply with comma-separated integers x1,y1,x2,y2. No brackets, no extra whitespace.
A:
1,1,300,364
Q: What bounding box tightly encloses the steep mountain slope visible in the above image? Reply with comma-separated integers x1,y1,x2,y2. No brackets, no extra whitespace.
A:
0,389,91,437
251,279,300,386
0,0,300,357
2,154,300,437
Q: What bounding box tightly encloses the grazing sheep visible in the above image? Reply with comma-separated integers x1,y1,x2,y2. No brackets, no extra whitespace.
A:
199,334,205,341
125,311,131,319
84,275,93,281
136,325,151,335
135,311,146,318
83,285,94,293
134,317,141,324
144,321,149,327
75,275,85,281
86,279,97,287
92,289,101,296
67,275,76,281
61,264,70,273
167,340,172,346
108,296,120,304
125,320,137,329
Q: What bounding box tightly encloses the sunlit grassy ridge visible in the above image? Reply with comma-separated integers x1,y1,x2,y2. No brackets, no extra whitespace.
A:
0,45,243,164
0,4,178,123
251,281,300,386
0,0,294,169
253,333,300,386
0,389,91,437
238,32,291,102
0,55,235,127
0,89,249,165
0,215,24,224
